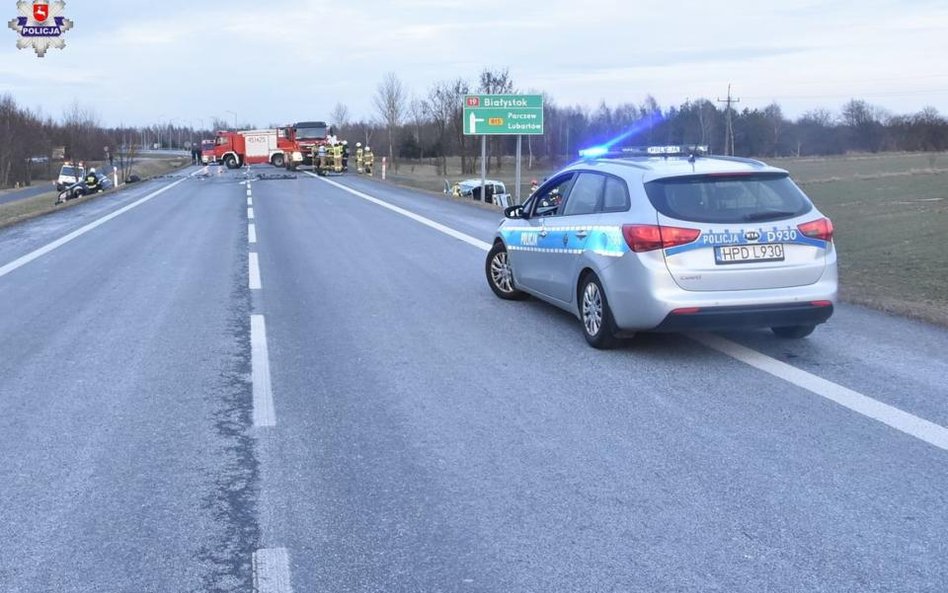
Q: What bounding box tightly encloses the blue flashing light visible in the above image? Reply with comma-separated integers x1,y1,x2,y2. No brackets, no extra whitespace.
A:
578,146,609,158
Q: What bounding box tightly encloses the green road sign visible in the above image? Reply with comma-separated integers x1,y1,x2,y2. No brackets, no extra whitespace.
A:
463,94,544,136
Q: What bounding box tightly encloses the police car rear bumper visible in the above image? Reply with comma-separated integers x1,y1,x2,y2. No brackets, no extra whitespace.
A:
649,302,834,332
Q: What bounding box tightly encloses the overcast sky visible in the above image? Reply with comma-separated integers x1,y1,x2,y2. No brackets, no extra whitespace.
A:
2,0,946,127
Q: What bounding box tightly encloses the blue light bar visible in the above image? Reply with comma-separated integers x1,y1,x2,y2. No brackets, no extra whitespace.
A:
578,146,609,158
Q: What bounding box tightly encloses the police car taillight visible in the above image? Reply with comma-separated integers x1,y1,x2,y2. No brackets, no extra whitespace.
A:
622,224,700,252
798,218,834,242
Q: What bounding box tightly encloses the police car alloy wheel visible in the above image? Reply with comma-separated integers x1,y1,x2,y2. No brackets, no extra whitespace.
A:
486,243,527,300
580,274,618,349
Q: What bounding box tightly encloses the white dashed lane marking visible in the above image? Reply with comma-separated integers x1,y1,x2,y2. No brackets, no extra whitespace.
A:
249,252,262,290
249,223,257,244
251,315,275,427
253,547,292,593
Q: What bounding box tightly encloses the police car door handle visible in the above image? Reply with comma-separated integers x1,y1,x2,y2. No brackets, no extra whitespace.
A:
538,229,548,238
575,229,588,239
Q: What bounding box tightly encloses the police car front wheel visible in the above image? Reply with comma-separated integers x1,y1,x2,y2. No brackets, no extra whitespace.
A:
486,243,527,301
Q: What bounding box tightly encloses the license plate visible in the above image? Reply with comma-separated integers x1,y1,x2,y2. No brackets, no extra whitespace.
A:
714,243,784,264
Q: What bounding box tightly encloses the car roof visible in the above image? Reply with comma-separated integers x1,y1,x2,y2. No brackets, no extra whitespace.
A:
562,155,788,183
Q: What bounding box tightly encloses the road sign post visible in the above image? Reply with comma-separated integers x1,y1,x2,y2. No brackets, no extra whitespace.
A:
463,94,544,205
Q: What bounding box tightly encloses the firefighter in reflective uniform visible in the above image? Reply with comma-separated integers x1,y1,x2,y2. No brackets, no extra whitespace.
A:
85,168,100,192
363,146,374,176
341,141,349,172
355,142,364,173
332,142,344,174
315,143,328,175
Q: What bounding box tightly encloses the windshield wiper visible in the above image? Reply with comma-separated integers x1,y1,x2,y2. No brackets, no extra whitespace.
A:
743,210,797,221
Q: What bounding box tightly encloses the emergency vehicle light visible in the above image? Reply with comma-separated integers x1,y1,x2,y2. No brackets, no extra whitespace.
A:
578,146,610,158
578,145,709,159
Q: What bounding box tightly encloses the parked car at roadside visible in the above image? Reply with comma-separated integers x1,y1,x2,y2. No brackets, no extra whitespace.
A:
450,178,511,206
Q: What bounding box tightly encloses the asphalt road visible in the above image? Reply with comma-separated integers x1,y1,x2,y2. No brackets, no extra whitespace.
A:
0,165,946,592
0,180,58,205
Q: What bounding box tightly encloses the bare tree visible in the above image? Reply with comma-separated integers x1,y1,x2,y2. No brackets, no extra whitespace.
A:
210,117,230,132
478,67,514,171
62,100,101,161
408,97,428,161
330,103,350,130
427,81,459,175
373,72,406,172
763,103,784,156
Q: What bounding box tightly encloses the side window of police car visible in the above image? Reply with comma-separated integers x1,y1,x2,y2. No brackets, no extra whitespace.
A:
562,173,605,216
602,176,631,212
531,174,576,218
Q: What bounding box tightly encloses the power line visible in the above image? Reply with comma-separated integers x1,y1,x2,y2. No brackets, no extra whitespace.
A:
717,83,740,155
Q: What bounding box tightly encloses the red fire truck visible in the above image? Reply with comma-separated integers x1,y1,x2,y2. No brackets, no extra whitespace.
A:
281,121,330,170
199,139,216,164
210,129,293,169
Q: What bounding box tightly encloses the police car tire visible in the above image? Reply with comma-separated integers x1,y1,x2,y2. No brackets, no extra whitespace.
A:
771,324,816,339
580,274,619,349
486,243,527,301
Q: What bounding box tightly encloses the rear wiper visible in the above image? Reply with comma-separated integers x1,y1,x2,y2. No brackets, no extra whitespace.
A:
743,210,796,221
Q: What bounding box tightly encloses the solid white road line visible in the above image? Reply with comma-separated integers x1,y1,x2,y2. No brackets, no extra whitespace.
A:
307,175,948,452
305,172,492,251
0,176,190,280
249,223,257,244
248,207,255,220
249,252,262,290
692,333,948,451
253,547,292,593
251,315,276,428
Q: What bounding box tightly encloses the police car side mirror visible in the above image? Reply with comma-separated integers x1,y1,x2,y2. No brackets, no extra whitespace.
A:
504,205,525,219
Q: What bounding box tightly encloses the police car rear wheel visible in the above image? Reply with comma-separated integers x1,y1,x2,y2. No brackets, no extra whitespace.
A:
771,324,816,339
580,275,618,349
486,243,527,300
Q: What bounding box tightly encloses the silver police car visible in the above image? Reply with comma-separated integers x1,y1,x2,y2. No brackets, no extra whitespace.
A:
485,146,837,348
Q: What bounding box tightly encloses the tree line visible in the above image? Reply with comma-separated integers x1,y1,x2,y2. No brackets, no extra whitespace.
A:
2,73,947,188
0,94,213,188
344,68,948,175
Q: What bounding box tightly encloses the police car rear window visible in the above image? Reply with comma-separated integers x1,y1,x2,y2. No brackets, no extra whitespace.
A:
643,173,812,223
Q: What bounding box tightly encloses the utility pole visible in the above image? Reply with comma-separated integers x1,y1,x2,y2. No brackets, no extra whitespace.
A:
717,83,740,155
